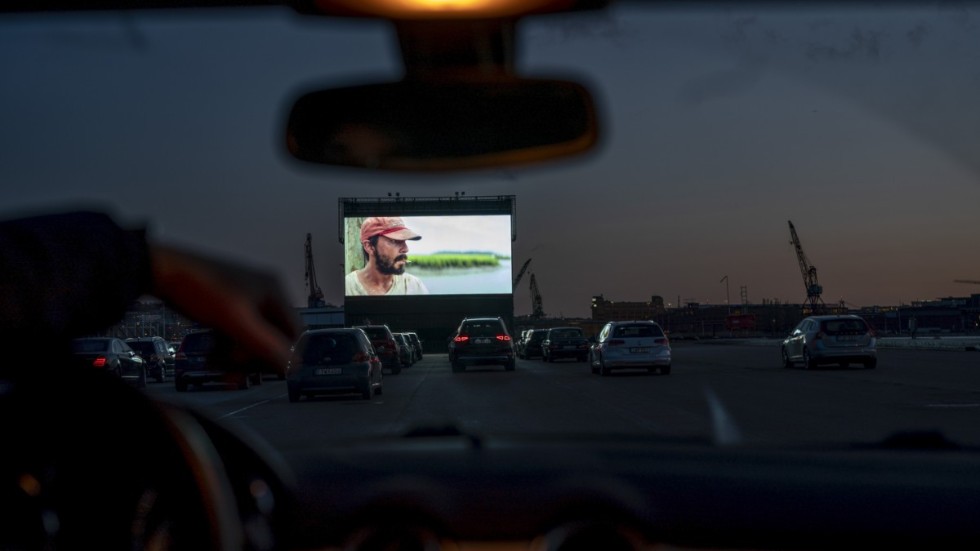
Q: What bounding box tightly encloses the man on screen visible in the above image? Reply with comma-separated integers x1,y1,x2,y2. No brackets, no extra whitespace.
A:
345,217,430,296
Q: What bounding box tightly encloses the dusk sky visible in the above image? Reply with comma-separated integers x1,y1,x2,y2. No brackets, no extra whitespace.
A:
3,3,980,319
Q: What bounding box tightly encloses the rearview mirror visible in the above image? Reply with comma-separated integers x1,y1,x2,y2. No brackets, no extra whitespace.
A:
286,78,598,171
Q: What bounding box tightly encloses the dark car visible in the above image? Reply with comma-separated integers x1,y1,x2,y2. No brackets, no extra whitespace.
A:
173,329,263,391
405,332,423,361
393,333,415,367
354,325,401,374
125,336,173,383
520,329,548,360
69,337,147,388
287,328,383,401
541,327,590,362
449,317,516,373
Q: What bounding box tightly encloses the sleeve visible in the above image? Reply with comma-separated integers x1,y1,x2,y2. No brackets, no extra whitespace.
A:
0,211,154,340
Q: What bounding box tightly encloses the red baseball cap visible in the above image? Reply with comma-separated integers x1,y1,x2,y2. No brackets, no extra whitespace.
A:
360,217,422,243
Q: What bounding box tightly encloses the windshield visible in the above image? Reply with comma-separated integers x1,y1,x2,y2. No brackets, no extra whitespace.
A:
4,2,980,451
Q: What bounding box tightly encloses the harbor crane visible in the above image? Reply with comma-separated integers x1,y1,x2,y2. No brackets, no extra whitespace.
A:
788,220,825,315
305,233,326,308
513,258,532,289
529,273,545,319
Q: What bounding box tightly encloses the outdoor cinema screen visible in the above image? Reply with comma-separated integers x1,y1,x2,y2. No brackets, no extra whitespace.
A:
343,214,512,297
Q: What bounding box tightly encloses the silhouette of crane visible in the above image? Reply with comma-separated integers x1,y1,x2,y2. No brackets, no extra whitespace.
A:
529,273,545,319
305,233,326,308
788,221,825,315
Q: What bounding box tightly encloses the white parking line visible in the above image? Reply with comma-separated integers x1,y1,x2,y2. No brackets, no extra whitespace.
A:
219,394,286,418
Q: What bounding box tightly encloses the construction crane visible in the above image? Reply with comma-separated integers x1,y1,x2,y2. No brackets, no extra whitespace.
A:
513,258,532,289
788,220,825,315
529,273,545,319
305,233,326,308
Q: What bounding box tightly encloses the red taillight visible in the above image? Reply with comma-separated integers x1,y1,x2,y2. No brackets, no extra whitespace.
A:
352,351,369,363
175,352,186,361
454,335,469,343
654,338,667,345
92,357,107,368
608,339,626,346
496,335,511,341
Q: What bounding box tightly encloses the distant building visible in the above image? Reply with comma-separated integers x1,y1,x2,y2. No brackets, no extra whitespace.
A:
591,294,666,323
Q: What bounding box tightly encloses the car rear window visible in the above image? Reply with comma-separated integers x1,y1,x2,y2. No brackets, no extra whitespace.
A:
461,321,505,337
612,324,663,338
298,333,358,364
822,319,869,335
358,327,390,340
127,342,154,354
71,339,108,353
180,332,214,354
550,329,582,339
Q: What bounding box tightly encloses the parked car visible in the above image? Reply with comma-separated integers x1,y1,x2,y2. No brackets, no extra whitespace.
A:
589,321,672,376
69,337,147,388
405,332,423,361
393,333,415,367
449,317,516,373
125,336,173,383
520,329,548,360
541,326,590,363
173,329,264,391
354,325,401,374
781,315,878,370
287,328,383,401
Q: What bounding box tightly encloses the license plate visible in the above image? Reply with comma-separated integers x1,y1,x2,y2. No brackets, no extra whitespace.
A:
630,347,650,353
315,368,342,376
475,338,491,344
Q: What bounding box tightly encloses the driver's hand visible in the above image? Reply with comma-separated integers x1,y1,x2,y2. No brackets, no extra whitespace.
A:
150,245,302,369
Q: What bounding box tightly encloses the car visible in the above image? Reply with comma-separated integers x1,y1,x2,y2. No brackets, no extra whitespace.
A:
173,329,263,391
540,326,591,362
781,314,878,370
7,2,980,551
448,317,516,372
405,331,424,361
286,328,383,401
125,336,173,383
520,328,548,360
589,320,672,376
392,332,415,367
354,325,401,374
69,337,147,388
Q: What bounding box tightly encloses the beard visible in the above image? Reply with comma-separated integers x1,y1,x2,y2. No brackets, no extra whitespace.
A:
375,253,408,275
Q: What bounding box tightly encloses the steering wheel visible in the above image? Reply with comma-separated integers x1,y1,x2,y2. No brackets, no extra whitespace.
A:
0,366,244,550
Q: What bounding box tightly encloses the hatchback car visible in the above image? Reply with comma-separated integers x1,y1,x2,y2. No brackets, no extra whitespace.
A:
589,321,672,376
520,329,548,360
287,328,382,401
69,337,147,388
173,329,263,391
125,336,173,383
354,325,401,374
541,326,591,362
393,333,415,367
449,317,516,372
782,315,878,370
405,332,423,361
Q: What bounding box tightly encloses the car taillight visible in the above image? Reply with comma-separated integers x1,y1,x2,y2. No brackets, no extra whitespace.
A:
496,335,511,341
92,357,107,368
175,352,186,361
815,331,826,340
654,338,667,345
352,351,369,363
454,335,469,343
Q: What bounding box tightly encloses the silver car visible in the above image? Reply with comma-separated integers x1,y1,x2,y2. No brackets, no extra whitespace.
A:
781,315,877,370
589,321,672,376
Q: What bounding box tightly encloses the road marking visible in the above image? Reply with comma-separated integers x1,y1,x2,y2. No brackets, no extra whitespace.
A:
219,394,286,418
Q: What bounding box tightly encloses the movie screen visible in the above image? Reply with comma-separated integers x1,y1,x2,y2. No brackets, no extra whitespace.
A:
343,215,512,297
